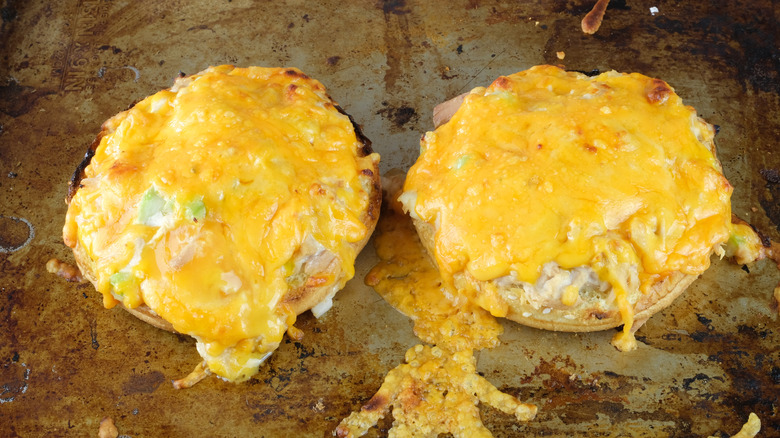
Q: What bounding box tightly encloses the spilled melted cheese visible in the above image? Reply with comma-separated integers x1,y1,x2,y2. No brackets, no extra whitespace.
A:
337,207,536,437
402,65,735,349
365,208,503,351
63,65,378,382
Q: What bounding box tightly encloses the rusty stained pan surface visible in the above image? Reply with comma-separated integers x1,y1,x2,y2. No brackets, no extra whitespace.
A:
1,0,779,436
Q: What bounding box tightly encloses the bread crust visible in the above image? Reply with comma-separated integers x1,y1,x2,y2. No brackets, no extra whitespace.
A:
67,68,381,334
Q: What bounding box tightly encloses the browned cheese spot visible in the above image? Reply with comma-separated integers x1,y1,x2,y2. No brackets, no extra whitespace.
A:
285,84,298,100
362,392,388,413
492,76,512,90
646,79,673,105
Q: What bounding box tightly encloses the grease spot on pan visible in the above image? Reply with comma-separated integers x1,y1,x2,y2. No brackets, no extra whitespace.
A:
122,371,166,395
0,216,35,253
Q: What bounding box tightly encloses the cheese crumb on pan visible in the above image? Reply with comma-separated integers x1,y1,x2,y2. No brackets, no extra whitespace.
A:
98,417,119,438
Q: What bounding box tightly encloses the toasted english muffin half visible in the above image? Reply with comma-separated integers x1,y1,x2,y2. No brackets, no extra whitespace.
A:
400,65,741,350
64,65,380,382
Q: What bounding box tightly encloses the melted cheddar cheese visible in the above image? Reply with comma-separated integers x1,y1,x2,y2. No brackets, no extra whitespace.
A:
63,65,379,382
401,65,735,349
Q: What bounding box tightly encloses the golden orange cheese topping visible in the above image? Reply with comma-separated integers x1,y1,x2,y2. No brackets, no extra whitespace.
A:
401,65,736,349
63,65,379,382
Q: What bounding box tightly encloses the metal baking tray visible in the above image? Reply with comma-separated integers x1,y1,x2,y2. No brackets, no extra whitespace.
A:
1,0,778,436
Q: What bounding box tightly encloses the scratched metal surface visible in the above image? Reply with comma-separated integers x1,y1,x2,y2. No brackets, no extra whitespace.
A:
1,0,779,436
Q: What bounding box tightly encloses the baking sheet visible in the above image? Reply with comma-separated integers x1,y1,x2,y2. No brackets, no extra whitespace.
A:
1,0,779,436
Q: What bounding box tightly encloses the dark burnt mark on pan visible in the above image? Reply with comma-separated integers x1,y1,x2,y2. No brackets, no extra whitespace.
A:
695,313,713,329
1,4,17,22
0,1,17,37
645,10,780,94
0,79,54,118
122,371,165,395
186,24,214,33
681,373,723,391
501,357,686,430
771,367,780,384
689,330,729,343
377,0,409,15
292,341,317,362
0,285,21,346
326,56,341,66
759,168,780,231
519,356,610,397
736,324,770,340
440,66,457,80
376,101,419,132
759,168,779,184
97,45,122,54
715,350,780,434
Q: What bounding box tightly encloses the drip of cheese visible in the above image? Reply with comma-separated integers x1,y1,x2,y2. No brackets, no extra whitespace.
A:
63,66,378,382
338,206,536,437
336,344,537,438
402,65,735,348
365,208,503,351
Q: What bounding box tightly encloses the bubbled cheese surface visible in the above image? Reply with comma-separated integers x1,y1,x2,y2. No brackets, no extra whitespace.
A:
64,65,378,381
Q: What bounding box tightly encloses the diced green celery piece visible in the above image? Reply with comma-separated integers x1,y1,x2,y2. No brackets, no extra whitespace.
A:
729,233,746,245
185,198,206,222
109,271,133,295
453,154,472,170
136,186,166,225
